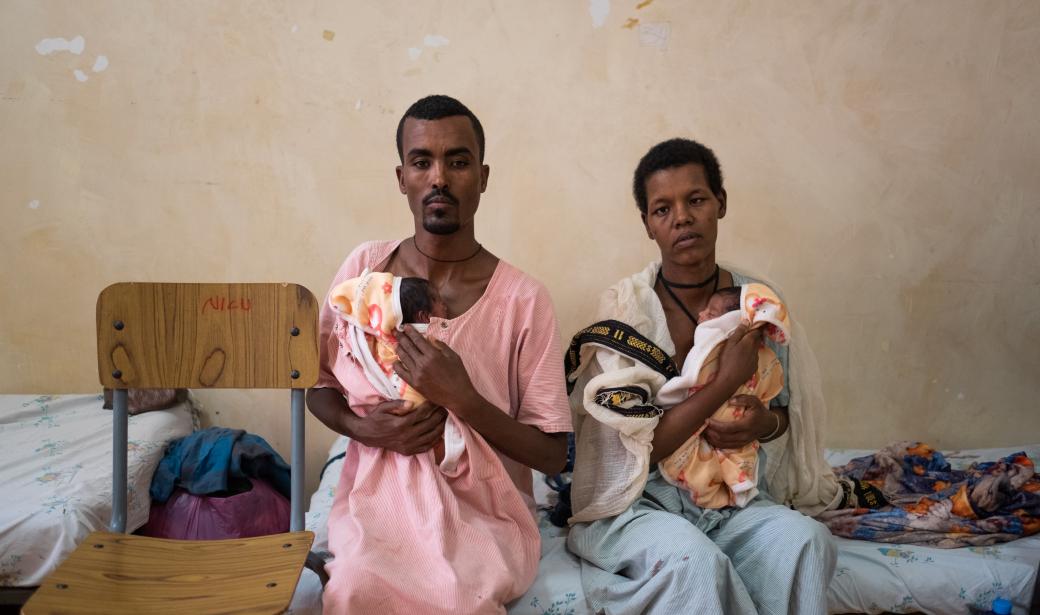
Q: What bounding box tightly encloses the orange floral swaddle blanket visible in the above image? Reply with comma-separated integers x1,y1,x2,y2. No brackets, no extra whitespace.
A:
328,268,424,405
657,283,791,508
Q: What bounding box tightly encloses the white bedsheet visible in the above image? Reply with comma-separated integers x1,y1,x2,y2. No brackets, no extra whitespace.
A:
291,438,1040,615
0,394,195,587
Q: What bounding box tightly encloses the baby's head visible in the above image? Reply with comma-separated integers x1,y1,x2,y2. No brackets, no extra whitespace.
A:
399,277,448,324
697,286,741,325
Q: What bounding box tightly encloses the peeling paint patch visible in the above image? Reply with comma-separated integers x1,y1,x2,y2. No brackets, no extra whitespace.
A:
589,0,610,28
408,34,449,60
35,36,85,56
291,24,299,34
622,18,639,29
28,200,40,210
323,30,335,41
92,55,108,73
423,34,449,47
355,99,363,110
73,69,88,82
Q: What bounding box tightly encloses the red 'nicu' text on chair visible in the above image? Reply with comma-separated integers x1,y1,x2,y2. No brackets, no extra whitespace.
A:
24,283,319,615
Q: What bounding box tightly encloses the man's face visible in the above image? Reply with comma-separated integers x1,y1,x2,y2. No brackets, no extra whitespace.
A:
640,163,726,267
396,116,489,235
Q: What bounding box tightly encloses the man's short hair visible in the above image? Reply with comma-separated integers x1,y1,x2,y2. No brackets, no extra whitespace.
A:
632,138,724,214
396,95,486,162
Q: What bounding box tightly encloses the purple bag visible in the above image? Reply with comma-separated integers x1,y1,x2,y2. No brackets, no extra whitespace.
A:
139,477,289,540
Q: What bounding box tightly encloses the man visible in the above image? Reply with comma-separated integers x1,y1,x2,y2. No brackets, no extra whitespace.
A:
308,95,570,613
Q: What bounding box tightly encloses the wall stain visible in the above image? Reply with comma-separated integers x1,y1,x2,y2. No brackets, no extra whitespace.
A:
623,18,639,29
322,30,335,42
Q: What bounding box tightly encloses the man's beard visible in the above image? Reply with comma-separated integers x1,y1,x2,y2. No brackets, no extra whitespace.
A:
423,215,460,235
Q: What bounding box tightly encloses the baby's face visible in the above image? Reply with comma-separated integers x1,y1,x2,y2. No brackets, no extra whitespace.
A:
697,294,739,324
427,287,449,319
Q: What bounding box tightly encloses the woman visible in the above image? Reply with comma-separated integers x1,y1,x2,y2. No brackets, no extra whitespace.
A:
565,138,842,614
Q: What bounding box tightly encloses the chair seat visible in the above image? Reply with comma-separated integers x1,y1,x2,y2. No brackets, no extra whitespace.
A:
24,530,314,615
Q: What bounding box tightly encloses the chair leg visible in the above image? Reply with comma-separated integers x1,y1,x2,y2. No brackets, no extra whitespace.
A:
111,388,129,533
290,388,305,532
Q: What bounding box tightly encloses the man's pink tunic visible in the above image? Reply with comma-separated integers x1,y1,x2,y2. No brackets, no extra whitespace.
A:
319,240,572,614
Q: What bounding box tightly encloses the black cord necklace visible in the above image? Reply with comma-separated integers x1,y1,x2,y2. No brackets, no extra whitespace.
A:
657,265,720,326
412,237,483,263
659,264,719,289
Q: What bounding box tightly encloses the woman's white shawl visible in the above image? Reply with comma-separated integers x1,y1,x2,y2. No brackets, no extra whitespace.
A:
567,262,842,523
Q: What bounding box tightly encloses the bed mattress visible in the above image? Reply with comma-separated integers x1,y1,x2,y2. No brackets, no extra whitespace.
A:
291,438,1040,615
0,394,195,587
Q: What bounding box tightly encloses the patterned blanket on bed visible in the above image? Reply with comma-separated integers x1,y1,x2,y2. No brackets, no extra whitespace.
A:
819,442,1040,548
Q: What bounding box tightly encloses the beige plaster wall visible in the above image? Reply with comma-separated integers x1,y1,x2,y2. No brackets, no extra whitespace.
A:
3,1,1038,493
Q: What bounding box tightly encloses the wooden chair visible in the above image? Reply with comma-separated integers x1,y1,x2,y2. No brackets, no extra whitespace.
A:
24,283,319,615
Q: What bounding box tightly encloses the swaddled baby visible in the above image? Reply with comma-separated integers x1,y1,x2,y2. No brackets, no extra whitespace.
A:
328,269,459,463
656,283,790,509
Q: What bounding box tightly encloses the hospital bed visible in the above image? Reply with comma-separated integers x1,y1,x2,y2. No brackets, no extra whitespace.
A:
289,439,1040,615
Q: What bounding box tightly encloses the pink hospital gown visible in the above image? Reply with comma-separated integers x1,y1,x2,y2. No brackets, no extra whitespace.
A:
319,240,572,614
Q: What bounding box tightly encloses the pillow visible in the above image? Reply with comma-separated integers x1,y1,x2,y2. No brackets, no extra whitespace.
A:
102,388,188,414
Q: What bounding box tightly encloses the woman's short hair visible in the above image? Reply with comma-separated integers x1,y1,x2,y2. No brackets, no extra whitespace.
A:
632,138,724,214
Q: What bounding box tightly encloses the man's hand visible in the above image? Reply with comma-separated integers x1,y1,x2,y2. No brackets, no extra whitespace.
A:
351,399,447,455
702,394,779,449
393,327,477,413
388,327,566,475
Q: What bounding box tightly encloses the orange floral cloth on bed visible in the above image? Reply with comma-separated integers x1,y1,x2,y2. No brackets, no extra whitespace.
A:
819,442,1040,548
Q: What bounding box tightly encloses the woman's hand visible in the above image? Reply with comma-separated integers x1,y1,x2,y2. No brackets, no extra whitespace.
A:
702,394,778,449
715,323,762,390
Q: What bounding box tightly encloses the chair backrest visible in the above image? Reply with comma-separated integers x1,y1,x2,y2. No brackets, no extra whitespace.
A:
97,283,319,389
96,282,319,533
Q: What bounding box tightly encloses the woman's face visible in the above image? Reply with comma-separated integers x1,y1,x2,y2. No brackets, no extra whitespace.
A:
641,163,726,267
